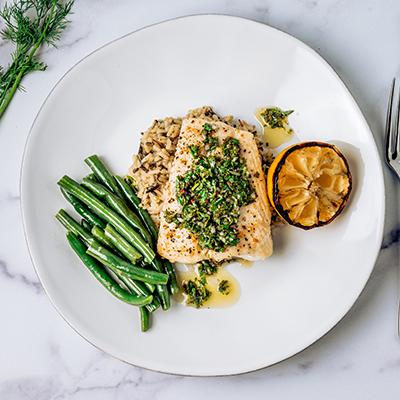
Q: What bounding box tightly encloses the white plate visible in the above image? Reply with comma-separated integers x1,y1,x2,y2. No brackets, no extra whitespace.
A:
21,15,385,376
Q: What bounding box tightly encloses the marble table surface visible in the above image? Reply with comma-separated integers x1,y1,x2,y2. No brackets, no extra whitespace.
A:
0,0,399,398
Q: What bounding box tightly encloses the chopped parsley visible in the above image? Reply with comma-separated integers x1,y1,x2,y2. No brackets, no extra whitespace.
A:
189,145,199,157
203,125,219,150
202,122,213,133
218,280,230,295
198,260,218,277
261,107,293,129
165,124,256,252
182,278,210,308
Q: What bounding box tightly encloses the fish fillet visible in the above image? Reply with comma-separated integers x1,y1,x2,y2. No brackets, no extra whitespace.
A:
157,118,273,263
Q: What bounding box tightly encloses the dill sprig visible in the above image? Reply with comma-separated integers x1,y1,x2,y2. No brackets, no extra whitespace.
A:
0,0,74,119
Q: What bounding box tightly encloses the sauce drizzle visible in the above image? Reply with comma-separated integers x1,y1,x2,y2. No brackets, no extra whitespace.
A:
175,263,240,308
255,107,293,148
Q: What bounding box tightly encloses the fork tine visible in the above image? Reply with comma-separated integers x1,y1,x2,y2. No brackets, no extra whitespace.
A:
385,78,395,163
396,87,400,159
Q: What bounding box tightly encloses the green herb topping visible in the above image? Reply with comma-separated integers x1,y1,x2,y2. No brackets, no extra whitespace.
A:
198,260,218,277
165,124,256,252
261,107,293,129
203,122,213,133
182,278,210,308
218,279,230,295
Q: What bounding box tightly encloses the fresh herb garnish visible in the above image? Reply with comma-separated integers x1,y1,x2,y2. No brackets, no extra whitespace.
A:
218,279,230,295
204,134,218,151
198,260,218,277
189,145,199,157
182,278,210,308
0,0,74,119
261,107,293,129
202,122,213,133
165,130,256,252
202,123,218,150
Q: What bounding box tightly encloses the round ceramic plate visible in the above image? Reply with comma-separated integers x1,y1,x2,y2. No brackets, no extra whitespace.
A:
21,15,385,376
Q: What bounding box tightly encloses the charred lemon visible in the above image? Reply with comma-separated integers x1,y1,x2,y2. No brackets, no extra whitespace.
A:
267,142,352,229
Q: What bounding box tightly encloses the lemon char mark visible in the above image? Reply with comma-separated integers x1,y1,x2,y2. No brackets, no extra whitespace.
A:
268,141,352,230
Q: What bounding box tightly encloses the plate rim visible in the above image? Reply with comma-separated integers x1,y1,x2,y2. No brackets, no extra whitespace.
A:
20,13,386,377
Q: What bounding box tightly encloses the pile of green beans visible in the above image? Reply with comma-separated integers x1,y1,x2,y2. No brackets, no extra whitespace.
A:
56,155,179,332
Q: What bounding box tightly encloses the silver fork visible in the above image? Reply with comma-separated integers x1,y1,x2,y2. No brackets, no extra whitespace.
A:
385,78,400,336
385,78,400,178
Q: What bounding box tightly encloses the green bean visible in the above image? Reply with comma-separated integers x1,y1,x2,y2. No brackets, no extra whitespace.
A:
55,209,116,257
144,282,156,293
57,210,137,280
56,211,123,261
57,211,159,294
104,224,142,263
58,211,157,312
83,240,157,312
86,240,168,285
114,175,158,242
121,277,158,313
58,176,155,263
82,178,153,244
156,284,171,310
107,268,160,312
56,209,93,245
103,265,131,292
124,175,135,187
150,295,160,309
140,307,150,332
145,301,159,313
91,225,113,248
151,257,164,272
61,187,106,229
110,270,159,313
164,260,179,295
66,232,152,306
149,258,171,310
81,219,93,231
84,155,124,198
84,173,98,182
120,274,154,294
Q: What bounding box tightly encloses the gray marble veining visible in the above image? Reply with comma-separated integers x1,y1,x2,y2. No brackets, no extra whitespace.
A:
382,227,400,250
0,259,42,294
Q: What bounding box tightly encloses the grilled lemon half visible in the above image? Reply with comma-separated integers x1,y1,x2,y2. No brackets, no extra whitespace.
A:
267,142,352,229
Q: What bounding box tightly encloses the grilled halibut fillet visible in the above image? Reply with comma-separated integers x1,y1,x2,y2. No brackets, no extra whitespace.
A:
157,118,273,263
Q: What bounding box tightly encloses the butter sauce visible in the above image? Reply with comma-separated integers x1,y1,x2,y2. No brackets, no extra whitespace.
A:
174,263,240,308
255,107,293,148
